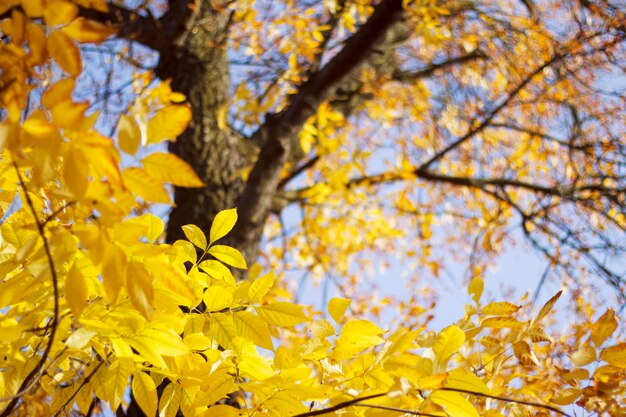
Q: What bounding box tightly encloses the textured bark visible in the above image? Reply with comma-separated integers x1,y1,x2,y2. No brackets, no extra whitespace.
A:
157,3,249,250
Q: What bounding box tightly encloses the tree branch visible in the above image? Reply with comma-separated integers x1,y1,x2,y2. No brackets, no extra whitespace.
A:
0,162,61,417
415,52,562,172
392,49,487,82
230,0,405,259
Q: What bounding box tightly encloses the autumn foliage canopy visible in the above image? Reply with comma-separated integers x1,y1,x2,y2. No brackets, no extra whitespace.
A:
0,0,625,416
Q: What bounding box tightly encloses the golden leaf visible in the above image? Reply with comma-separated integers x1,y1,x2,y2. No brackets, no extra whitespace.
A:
48,30,82,76
141,152,204,187
256,302,308,327
571,345,596,366
430,390,480,417
132,372,158,417
208,245,247,269
210,208,238,245
233,310,274,350
328,297,351,323
590,309,618,347
122,167,172,204
182,224,207,249
433,325,465,371
550,387,582,405
600,343,626,368
62,17,117,43
126,261,154,320
117,115,141,155
65,261,88,318
43,0,78,26
146,104,192,144
248,269,274,303
482,301,520,316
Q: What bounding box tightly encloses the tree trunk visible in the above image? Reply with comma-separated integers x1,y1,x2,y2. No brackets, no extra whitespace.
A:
156,4,255,258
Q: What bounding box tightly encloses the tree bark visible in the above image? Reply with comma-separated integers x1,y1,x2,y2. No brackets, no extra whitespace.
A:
157,3,249,251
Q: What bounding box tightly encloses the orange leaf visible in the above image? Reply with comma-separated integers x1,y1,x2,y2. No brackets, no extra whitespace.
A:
62,18,117,43
48,30,82,76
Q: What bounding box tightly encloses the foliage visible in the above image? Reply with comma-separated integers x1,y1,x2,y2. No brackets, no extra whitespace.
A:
0,1,625,417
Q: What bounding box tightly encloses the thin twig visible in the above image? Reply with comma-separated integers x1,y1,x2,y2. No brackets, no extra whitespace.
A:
52,360,106,417
291,393,387,417
42,201,75,227
356,403,441,416
0,162,61,417
438,387,572,417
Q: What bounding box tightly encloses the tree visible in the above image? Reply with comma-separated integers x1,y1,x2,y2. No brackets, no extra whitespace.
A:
0,0,625,416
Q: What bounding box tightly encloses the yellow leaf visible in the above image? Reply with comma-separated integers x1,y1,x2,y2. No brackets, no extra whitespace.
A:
590,309,618,346
101,244,127,303
208,245,247,269
44,0,78,26
132,372,158,417
126,261,154,320
52,100,89,128
146,104,192,144
141,152,204,187
48,30,82,76
203,285,233,312
513,341,539,366
22,112,55,136
430,391,479,417
104,358,134,411
233,310,274,350
527,327,553,344
445,369,489,394
26,23,47,65
66,328,97,350
63,145,89,197
124,329,189,368
238,344,275,380
182,224,207,249
534,290,562,324
117,115,141,155
183,333,211,351
150,262,196,307
62,17,117,43
571,345,596,366
550,387,581,405
482,301,520,316
201,405,240,417
65,261,88,318
328,297,351,323
210,208,237,244
159,384,181,417
200,368,239,405
198,260,235,285
364,368,394,389
210,313,240,351
433,325,465,371
21,0,44,17
418,373,447,390
600,343,626,368
256,302,308,326
481,316,525,329
122,167,172,204
467,277,483,303
248,269,274,303
140,213,164,242
332,319,385,359
174,240,197,263
42,78,75,109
